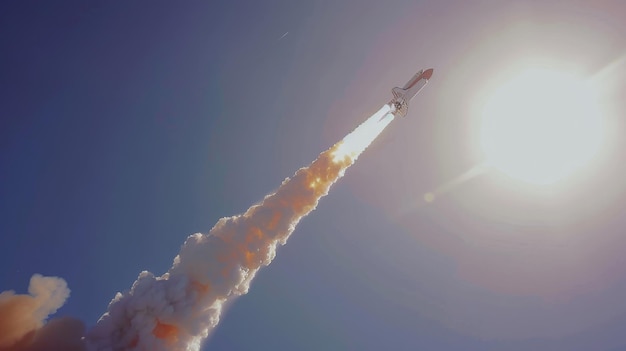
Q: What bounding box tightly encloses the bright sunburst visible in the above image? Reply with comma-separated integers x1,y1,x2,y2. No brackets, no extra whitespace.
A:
480,68,605,185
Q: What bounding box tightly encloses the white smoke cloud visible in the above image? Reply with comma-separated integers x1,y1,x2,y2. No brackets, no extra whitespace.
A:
81,105,393,350
0,274,84,351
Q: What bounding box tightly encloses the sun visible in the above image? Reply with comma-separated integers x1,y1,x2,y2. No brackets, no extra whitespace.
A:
480,68,605,185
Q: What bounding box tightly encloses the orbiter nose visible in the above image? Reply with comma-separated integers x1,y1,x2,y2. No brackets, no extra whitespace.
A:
422,68,434,80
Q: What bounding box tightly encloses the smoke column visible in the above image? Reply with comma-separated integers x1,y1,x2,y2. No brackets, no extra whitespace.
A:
85,105,395,351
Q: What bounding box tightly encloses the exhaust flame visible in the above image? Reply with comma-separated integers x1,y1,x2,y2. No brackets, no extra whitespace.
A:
332,105,394,162
85,105,395,351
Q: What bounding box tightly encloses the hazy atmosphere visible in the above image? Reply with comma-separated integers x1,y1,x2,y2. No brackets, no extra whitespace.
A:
1,1,626,350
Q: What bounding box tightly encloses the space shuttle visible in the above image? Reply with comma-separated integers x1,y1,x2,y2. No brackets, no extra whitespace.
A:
389,68,433,117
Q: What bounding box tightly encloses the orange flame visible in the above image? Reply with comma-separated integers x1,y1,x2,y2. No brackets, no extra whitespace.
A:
152,320,179,343
191,281,211,295
129,335,139,348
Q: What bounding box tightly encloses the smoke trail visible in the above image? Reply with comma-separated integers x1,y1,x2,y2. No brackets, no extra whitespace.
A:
86,105,395,351
0,274,85,351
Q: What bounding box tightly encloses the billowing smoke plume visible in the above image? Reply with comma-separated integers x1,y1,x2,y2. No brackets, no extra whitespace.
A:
0,274,85,351
0,106,395,351
86,105,395,351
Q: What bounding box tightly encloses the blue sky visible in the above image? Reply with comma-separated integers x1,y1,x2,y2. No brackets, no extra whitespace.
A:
2,1,626,350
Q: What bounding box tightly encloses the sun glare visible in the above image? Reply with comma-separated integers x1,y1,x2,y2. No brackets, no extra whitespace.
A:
480,68,604,185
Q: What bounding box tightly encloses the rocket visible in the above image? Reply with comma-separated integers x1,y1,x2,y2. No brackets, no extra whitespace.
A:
389,68,433,117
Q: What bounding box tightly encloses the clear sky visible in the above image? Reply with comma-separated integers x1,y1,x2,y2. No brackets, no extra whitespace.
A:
1,1,626,350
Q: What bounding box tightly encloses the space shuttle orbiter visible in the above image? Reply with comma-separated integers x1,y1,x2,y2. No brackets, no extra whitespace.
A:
388,68,433,117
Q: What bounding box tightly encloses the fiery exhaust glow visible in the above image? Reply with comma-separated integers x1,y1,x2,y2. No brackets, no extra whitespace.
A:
332,105,393,162
85,105,395,351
